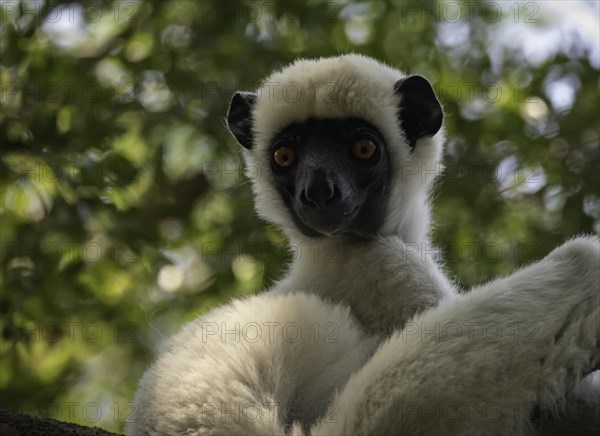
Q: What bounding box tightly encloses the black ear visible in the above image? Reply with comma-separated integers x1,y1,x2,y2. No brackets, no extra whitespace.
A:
226,91,257,149
394,76,443,150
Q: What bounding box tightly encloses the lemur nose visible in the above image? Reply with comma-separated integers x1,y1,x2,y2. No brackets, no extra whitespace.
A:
300,171,342,210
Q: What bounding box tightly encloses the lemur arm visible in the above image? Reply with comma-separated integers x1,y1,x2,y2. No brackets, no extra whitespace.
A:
126,292,376,436
309,236,600,436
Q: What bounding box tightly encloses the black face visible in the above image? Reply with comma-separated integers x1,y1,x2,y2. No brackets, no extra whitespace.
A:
268,118,392,239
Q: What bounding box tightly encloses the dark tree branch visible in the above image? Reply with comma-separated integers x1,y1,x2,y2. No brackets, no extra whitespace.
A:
0,409,121,436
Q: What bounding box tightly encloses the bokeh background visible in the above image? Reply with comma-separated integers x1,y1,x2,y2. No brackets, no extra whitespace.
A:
1,0,598,432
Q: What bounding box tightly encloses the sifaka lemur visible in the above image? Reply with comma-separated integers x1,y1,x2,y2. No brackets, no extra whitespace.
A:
128,55,599,436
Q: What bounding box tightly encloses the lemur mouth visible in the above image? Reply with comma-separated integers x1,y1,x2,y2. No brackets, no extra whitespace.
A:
297,205,360,236
343,205,360,217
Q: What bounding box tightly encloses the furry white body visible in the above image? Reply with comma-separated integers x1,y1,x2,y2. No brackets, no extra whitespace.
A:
128,55,599,435
309,238,600,436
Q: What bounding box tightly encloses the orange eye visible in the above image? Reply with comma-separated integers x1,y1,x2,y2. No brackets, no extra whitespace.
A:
273,147,297,167
352,139,377,160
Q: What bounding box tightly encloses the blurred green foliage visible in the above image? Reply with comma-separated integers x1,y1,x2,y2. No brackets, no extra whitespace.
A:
0,0,598,432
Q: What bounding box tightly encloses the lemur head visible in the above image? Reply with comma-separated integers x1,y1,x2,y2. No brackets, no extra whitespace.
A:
227,55,444,243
